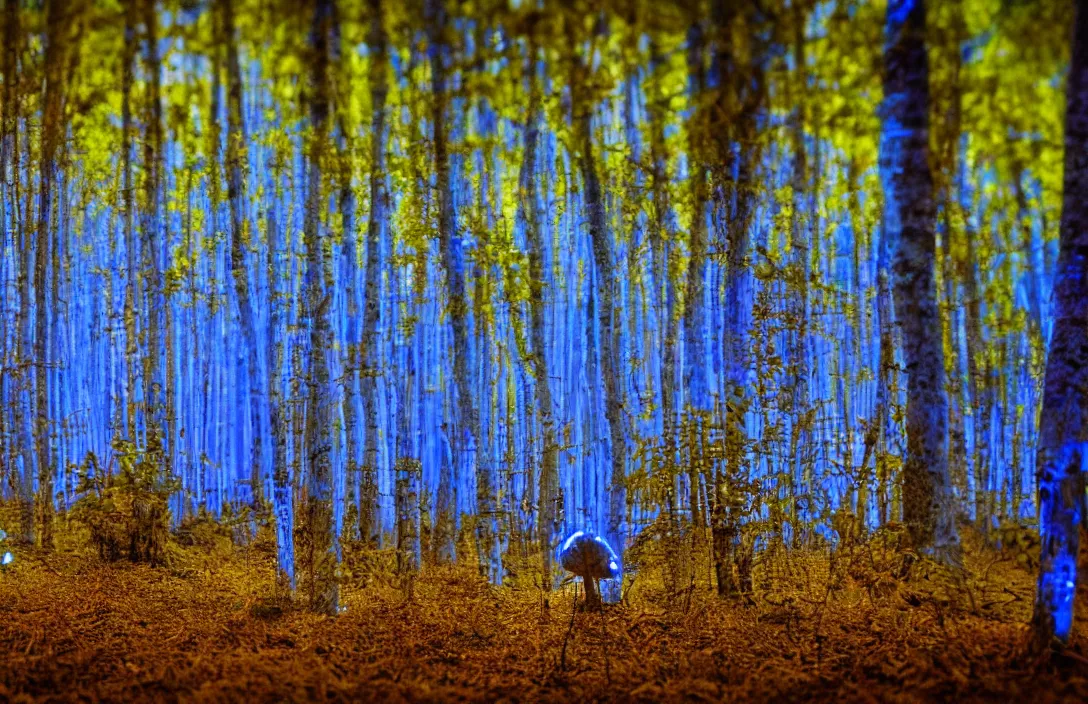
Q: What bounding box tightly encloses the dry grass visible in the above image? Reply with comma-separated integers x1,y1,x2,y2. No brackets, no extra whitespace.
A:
0,528,1086,703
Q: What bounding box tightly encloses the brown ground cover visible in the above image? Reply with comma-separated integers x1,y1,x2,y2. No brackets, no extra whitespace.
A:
1,530,1087,703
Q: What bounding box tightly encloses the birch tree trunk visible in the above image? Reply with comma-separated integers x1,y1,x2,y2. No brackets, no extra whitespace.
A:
121,0,138,445
879,0,959,560
1033,0,1088,648
268,147,293,589
787,2,811,541
361,0,388,547
683,21,710,564
142,0,167,462
222,0,267,512
35,0,68,550
427,0,499,581
518,38,558,587
709,0,762,599
571,28,627,596
304,0,339,616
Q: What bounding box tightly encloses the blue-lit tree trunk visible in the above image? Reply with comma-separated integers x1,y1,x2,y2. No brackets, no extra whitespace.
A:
879,0,959,561
571,29,627,598
787,2,811,540
519,38,558,588
121,0,139,447
0,0,18,526
142,0,167,464
35,0,67,551
268,147,293,590
361,0,388,547
647,36,685,589
470,22,504,583
709,0,762,599
13,0,33,545
1033,0,1088,648
304,0,339,617
683,19,710,564
427,0,498,581
222,0,267,512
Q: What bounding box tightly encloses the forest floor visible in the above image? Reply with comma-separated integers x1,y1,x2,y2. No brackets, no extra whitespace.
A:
1,526,1088,703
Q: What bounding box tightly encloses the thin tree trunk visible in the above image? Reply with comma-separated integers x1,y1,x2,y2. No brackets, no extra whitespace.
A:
360,0,389,548
142,0,166,462
787,2,811,542
571,25,627,594
304,0,339,617
683,21,710,570
35,0,68,550
710,0,762,600
121,0,138,444
268,151,293,589
519,37,558,588
221,0,267,512
427,0,498,580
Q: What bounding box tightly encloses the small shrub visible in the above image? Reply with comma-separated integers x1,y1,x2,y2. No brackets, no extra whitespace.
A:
69,438,179,566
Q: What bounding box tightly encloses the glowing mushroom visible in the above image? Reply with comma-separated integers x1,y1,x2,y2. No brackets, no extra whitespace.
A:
558,530,620,609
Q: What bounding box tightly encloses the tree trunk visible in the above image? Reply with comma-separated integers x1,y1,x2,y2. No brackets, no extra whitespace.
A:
519,38,558,588
121,0,138,445
879,0,959,561
221,0,267,513
268,151,293,589
571,27,627,596
1033,0,1088,648
142,0,166,462
710,0,762,600
427,0,498,581
35,0,68,550
787,2,811,542
682,21,710,572
360,0,389,548
304,0,339,617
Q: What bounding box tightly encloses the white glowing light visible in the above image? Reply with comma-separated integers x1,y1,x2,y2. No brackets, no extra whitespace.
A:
1067,581,1076,590
1,552,12,565
594,536,604,544
609,561,618,572
562,531,584,551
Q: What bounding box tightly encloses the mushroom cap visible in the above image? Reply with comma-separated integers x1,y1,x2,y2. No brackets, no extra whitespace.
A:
558,530,620,579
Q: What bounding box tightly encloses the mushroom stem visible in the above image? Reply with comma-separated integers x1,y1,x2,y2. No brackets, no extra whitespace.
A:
583,576,601,610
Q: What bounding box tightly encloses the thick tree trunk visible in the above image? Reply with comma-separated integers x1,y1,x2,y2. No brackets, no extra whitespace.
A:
1033,0,1088,648
879,0,959,561
304,0,339,617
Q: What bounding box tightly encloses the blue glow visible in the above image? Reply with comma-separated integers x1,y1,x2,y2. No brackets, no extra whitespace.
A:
562,530,585,552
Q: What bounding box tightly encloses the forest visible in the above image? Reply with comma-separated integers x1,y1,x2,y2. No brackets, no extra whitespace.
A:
1,0,1088,700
